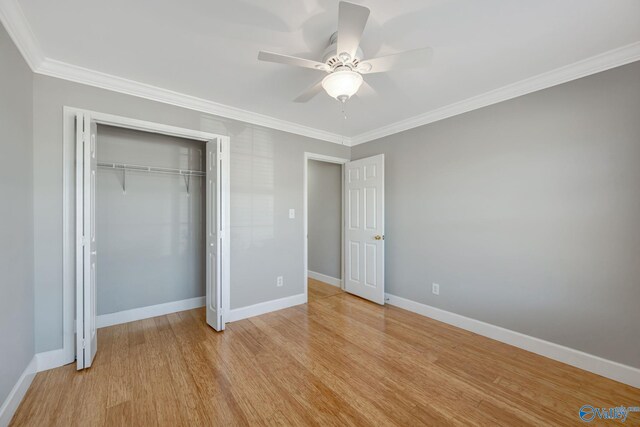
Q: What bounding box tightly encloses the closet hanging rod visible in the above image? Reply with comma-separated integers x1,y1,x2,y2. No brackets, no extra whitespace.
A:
97,162,205,177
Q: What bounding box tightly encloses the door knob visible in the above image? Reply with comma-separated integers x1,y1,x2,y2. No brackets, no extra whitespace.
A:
374,235,383,240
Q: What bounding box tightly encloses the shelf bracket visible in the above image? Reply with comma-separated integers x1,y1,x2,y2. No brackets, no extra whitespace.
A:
183,174,191,195
122,167,126,194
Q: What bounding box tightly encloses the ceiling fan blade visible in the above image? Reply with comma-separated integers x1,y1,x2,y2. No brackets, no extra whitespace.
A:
355,80,376,98
358,47,434,74
258,51,329,71
337,1,370,61
294,79,325,103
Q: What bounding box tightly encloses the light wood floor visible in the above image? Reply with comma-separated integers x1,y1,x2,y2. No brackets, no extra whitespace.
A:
12,279,639,426
307,277,344,302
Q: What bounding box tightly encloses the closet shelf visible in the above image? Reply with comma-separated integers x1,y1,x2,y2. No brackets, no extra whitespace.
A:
97,162,205,177
98,162,204,194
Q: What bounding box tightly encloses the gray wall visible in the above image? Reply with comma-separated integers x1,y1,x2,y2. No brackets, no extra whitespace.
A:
32,75,350,352
0,24,34,403
96,125,205,315
352,60,640,369
308,160,342,279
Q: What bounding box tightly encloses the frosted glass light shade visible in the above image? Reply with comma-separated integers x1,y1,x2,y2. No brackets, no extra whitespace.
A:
322,70,363,102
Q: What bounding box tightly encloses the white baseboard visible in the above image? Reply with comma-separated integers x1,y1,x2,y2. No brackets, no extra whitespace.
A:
385,293,640,389
97,296,205,328
35,348,72,373
308,271,342,288
0,356,36,427
228,293,306,322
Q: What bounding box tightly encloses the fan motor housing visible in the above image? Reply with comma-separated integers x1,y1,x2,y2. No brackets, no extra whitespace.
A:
322,31,363,70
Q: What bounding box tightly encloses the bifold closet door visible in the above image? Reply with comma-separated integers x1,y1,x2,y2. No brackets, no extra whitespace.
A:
206,139,224,331
76,112,98,369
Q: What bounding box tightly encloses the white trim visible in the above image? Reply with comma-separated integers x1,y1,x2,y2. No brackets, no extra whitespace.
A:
227,293,306,322
37,59,346,145
303,152,349,303
351,42,640,145
71,108,222,142
42,43,640,148
308,270,342,288
35,348,70,373
385,293,640,389
96,297,206,329
0,356,36,427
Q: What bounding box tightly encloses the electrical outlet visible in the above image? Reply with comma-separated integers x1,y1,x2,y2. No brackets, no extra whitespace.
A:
432,283,440,295
277,276,284,287
289,209,295,219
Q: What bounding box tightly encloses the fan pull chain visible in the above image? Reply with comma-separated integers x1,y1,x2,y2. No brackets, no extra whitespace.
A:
340,101,348,145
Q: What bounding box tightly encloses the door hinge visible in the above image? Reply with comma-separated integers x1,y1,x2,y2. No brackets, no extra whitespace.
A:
82,339,86,349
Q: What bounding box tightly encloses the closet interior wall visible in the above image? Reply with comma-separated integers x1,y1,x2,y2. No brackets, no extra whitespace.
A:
96,125,206,318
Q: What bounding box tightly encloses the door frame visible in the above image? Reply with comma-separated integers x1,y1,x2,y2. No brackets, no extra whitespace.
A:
63,107,230,368
303,153,350,303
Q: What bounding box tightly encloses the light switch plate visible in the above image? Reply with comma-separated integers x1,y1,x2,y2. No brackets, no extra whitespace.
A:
289,209,295,219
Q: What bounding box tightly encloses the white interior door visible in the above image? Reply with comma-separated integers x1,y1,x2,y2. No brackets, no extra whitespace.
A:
344,154,385,304
75,113,98,369
206,139,224,331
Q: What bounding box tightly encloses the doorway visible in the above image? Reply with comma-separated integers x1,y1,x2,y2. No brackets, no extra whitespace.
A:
306,157,345,302
304,152,386,306
73,110,230,369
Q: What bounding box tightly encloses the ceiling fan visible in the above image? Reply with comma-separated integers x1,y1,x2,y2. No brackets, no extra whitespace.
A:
257,1,433,103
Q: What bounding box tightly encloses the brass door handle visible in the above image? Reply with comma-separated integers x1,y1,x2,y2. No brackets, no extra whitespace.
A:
374,235,383,240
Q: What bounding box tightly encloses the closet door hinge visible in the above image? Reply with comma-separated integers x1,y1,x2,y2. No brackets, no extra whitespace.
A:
82,339,86,349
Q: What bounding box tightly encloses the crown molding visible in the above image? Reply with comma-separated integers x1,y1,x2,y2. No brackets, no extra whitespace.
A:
0,0,348,145
36,58,349,144
350,41,640,146
2,0,639,147
0,0,43,69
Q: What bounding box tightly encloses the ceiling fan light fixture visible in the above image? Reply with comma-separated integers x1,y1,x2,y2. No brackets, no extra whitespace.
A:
322,69,363,102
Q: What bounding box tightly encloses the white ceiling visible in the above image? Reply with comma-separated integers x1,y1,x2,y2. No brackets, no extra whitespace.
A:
13,0,640,140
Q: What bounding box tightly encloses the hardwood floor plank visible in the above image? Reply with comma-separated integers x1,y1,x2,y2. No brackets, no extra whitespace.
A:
307,278,343,302
10,279,640,426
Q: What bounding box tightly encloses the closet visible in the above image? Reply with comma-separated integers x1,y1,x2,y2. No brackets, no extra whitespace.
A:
96,125,206,325
74,111,229,369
